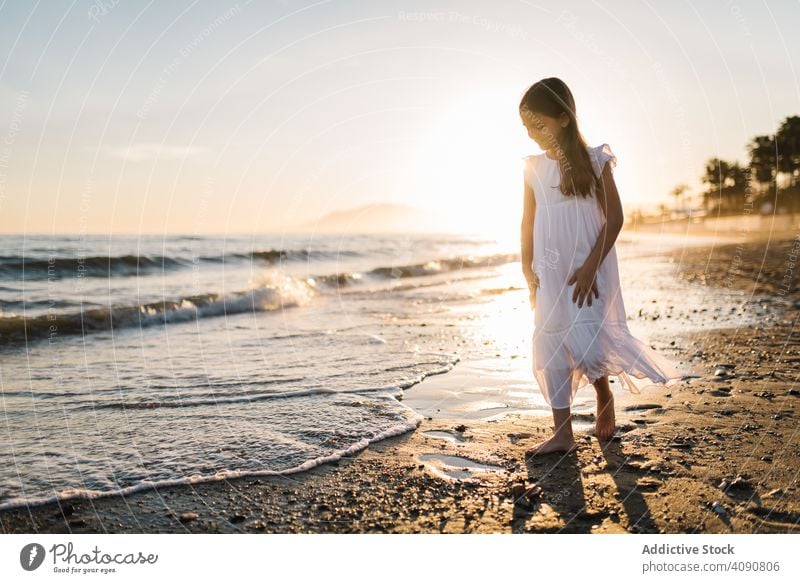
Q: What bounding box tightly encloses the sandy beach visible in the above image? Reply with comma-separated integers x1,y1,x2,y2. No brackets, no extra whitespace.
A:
2,233,799,534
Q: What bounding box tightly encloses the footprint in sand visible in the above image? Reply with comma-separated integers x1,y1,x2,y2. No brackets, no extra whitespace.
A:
506,432,533,444
422,430,469,444
623,404,665,416
417,453,506,481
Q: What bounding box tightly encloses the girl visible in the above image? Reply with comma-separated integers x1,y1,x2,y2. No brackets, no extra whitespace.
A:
518,77,683,457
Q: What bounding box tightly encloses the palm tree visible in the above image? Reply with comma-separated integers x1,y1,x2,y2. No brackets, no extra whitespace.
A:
670,184,689,214
748,135,776,190
701,158,748,214
731,163,753,211
776,115,800,188
702,157,730,191
702,158,731,213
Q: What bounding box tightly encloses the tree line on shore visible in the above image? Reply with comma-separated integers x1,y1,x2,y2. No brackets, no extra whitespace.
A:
668,115,800,216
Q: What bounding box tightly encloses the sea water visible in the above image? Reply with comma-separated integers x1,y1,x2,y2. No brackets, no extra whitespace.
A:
0,231,773,510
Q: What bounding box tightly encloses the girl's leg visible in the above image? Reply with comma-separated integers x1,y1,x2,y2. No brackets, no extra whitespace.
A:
592,375,616,441
526,367,578,457
525,405,577,457
525,407,577,457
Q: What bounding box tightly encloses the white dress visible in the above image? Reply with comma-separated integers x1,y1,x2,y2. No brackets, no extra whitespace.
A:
524,143,683,409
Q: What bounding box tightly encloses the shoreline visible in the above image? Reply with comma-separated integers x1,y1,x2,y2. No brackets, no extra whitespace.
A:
1,235,799,534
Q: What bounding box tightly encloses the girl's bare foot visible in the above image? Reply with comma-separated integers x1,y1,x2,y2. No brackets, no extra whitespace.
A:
524,433,578,458
595,391,615,441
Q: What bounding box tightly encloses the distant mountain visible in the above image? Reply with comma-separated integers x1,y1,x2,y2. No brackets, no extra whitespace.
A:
289,202,452,234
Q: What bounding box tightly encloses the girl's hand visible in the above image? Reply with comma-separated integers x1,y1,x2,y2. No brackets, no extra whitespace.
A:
526,272,539,309
567,264,599,308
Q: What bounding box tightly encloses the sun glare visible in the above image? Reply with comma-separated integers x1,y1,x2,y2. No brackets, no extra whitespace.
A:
412,91,532,244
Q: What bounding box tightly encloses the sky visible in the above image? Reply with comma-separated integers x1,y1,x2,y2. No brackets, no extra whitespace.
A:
0,0,798,236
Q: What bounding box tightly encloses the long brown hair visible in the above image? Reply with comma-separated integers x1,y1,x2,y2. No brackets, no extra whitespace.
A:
519,77,598,198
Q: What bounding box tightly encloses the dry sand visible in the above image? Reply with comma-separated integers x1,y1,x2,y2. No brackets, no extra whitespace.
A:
2,234,799,534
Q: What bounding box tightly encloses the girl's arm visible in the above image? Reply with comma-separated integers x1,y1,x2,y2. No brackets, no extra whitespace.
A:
520,176,537,287
567,162,624,307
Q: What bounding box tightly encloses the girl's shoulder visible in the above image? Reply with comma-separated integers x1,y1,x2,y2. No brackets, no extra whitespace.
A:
521,153,541,172
522,153,546,163
587,143,617,178
521,153,549,168
521,153,550,183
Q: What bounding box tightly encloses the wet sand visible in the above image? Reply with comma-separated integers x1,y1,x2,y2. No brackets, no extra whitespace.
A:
2,234,799,534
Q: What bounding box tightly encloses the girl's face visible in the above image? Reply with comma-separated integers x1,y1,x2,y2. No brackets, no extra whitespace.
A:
520,108,568,151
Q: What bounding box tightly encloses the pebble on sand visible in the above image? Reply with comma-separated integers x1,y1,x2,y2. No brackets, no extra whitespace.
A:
711,501,727,517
